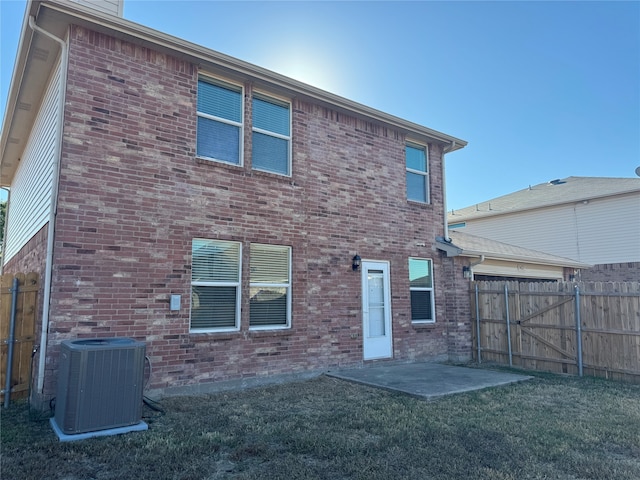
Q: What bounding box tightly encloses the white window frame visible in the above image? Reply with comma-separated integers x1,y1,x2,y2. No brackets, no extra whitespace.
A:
196,75,244,166
251,91,292,177
406,141,430,204
249,244,292,330
190,239,242,333
409,257,436,324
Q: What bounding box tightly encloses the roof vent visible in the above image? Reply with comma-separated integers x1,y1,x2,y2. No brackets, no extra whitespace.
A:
548,179,566,185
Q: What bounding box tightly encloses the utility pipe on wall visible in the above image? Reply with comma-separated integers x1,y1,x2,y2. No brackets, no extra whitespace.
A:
28,16,69,394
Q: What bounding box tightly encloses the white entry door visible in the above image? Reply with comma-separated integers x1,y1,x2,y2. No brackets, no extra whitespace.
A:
361,261,393,360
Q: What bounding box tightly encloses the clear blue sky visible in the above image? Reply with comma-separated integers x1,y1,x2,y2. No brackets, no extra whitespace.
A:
1,1,639,209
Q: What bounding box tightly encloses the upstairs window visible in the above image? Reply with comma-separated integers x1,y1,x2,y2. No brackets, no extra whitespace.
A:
249,244,291,329
409,258,435,323
197,77,243,165
406,142,429,203
191,239,241,332
252,94,291,175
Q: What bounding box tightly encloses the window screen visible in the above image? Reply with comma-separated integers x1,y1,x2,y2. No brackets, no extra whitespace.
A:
250,244,291,328
408,258,435,322
252,95,291,175
406,143,429,203
191,239,241,331
197,78,242,165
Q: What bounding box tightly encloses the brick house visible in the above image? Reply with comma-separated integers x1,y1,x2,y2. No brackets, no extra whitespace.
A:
1,0,469,404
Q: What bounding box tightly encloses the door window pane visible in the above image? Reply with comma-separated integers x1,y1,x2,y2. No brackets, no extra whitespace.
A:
368,271,385,336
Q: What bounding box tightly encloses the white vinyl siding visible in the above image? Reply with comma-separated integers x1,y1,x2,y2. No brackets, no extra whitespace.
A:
251,94,291,176
68,0,123,16
249,244,291,329
459,194,640,265
190,239,242,332
406,142,429,203
409,258,435,323
196,77,243,165
3,58,61,264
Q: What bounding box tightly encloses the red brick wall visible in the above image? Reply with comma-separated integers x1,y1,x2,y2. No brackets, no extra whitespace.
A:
43,25,469,396
3,224,48,277
440,256,473,361
579,262,640,282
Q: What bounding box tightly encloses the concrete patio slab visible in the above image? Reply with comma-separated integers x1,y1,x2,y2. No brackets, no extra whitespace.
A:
327,362,533,400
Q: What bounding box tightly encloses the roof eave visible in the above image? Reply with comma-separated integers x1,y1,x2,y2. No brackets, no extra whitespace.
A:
1,0,467,186
457,250,591,269
448,187,640,222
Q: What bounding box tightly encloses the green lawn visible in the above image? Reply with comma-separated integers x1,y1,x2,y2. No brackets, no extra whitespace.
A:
2,370,639,479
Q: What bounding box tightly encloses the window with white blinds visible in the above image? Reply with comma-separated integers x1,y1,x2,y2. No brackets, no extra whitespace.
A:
249,244,291,328
197,77,243,165
408,257,435,323
191,239,241,331
252,94,291,176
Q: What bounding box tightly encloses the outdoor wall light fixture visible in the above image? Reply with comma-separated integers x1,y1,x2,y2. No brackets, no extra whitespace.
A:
352,255,361,272
462,266,472,279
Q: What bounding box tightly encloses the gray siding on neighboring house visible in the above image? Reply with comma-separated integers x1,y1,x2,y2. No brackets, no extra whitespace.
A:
4,57,61,263
455,193,640,265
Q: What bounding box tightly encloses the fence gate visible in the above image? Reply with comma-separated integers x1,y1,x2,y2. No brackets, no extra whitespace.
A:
1,272,39,402
472,280,640,383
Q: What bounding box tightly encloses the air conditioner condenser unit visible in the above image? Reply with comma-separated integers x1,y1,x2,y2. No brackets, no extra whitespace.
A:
52,337,146,436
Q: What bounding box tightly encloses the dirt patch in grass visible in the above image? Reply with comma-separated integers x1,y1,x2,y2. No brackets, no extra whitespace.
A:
2,371,640,479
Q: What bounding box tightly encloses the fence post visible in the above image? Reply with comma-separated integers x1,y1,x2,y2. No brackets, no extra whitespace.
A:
475,283,481,364
574,284,583,377
504,283,513,367
4,277,19,408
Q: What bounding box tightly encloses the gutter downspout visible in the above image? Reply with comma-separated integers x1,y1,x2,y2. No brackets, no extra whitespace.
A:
469,255,485,280
441,141,456,242
28,16,68,394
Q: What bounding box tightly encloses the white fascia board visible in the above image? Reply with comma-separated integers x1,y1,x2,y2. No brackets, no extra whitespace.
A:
457,251,591,269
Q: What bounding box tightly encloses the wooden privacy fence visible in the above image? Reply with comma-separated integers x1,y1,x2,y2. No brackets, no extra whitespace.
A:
472,281,640,383
1,273,38,403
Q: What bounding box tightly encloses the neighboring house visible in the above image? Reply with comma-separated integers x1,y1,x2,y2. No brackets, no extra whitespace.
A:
448,177,640,282
436,231,590,282
0,0,469,405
